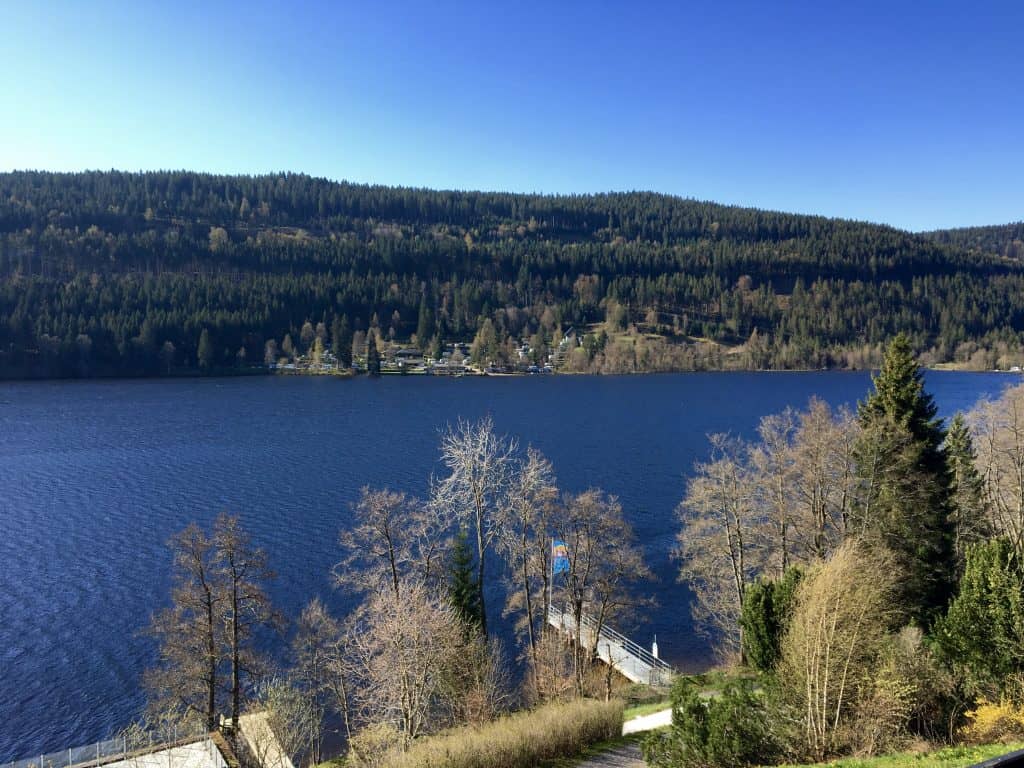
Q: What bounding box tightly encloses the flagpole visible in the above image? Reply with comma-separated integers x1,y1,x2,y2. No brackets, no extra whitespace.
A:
548,536,554,618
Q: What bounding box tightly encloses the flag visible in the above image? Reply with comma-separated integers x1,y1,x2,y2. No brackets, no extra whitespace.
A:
552,539,569,574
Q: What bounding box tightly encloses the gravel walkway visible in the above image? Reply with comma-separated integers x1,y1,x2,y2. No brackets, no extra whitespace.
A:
575,742,646,768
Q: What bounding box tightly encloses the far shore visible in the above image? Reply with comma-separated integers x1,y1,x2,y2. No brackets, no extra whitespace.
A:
1,365,1021,385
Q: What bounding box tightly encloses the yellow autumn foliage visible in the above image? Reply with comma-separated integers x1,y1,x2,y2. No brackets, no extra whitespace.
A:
961,699,1024,744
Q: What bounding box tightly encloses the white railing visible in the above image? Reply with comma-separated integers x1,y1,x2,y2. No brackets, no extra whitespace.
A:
1,725,211,768
547,605,674,686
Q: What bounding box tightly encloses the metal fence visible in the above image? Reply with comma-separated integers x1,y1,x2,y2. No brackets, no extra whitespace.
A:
548,605,676,687
1,722,210,768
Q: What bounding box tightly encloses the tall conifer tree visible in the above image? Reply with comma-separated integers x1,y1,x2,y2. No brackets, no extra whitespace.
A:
331,314,352,368
366,333,381,375
448,527,483,632
946,412,988,567
197,328,214,373
852,334,955,626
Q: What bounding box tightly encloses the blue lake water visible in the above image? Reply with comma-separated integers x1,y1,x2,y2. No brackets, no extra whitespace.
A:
0,371,1015,760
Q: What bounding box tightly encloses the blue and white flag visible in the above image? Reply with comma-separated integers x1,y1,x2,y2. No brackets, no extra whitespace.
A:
552,539,569,574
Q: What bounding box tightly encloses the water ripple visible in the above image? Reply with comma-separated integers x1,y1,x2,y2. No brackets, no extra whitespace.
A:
0,372,1012,760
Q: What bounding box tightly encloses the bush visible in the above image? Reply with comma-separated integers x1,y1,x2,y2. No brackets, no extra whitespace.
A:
373,699,623,768
774,542,900,761
935,537,1024,701
350,723,404,767
642,678,780,768
960,700,1024,745
739,567,802,672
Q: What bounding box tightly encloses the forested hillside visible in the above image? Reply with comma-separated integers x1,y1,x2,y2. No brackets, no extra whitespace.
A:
923,221,1024,260
2,170,1023,378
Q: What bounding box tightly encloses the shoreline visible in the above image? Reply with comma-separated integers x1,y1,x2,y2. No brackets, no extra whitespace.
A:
1,366,1020,385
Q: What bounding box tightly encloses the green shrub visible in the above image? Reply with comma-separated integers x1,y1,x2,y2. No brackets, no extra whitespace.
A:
739,567,802,672
935,537,1024,700
642,678,780,768
374,699,622,768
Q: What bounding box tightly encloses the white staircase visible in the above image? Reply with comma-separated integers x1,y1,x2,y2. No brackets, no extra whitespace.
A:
547,605,674,686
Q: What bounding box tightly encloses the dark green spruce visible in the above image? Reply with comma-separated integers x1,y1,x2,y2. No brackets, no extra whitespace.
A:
448,527,483,632
739,567,802,673
851,334,956,626
935,537,1024,700
945,412,989,569
365,333,381,376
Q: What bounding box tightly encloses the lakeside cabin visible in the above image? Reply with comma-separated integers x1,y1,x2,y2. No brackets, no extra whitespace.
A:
392,348,424,363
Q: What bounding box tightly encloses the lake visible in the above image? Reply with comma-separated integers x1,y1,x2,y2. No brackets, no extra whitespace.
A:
0,371,1015,761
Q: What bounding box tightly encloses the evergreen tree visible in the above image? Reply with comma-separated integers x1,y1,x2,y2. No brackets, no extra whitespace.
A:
470,318,499,364
332,315,352,368
852,334,955,626
946,412,989,568
738,567,802,672
366,332,381,375
448,527,482,631
416,294,434,349
935,537,1024,700
197,328,214,372
859,335,945,449
643,678,780,768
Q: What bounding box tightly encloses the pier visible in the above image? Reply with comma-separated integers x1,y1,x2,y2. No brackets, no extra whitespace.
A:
547,605,674,686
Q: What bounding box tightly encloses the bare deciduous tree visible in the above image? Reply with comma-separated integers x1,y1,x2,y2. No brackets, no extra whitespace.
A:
677,434,765,658
292,599,340,764
145,515,277,739
335,488,446,599
344,580,466,751
970,385,1024,555
751,408,797,576
214,513,278,731
247,678,313,768
117,708,204,755
528,631,576,703
555,489,651,696
144,523,224,731
678,402,859,660
440,636,512,727
789,400,858,560
495,447,558,678
432,417,518,638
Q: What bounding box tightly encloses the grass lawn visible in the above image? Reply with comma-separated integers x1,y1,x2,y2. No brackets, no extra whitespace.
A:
775,742,1024,768
622,699,671,720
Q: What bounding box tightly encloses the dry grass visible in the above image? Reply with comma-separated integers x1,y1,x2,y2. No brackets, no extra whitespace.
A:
378,699,624,768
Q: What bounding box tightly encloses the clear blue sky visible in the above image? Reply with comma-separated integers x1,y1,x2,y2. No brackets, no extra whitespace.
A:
3,1,1022,231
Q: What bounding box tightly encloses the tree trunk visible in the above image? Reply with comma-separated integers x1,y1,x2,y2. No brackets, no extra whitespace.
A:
474,500,488,638
231,581,240,732
206,591,217,732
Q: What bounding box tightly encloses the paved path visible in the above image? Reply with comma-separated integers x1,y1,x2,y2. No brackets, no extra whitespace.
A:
575,707,673,768
622,708,671,735
576,742,646,768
